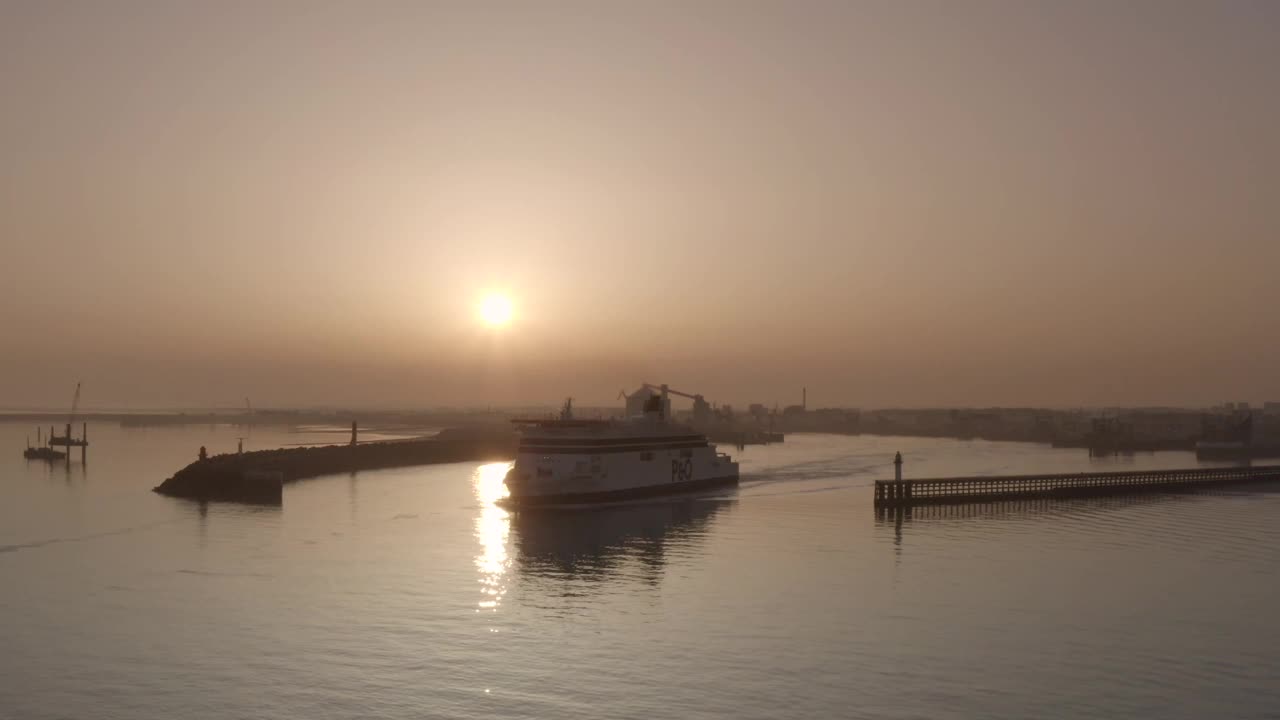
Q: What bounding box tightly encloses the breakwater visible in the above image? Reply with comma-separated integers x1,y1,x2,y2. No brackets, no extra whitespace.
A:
874,465,1280,508
153,426,517,503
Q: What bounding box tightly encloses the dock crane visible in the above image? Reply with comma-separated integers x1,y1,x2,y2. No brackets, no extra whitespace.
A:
69,382,81,429
47,382,88,460
641,382,702,403
638,383,713,423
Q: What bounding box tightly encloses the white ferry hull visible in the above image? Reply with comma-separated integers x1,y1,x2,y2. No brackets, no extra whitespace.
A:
501,472,738,507
502,422,740,507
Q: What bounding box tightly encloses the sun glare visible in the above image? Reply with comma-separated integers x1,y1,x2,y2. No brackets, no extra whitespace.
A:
479,293,514,327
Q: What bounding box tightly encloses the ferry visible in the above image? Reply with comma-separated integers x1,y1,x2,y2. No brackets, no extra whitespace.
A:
502,391,740,506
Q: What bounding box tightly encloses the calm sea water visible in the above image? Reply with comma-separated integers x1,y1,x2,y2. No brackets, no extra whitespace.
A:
2,422,1279,719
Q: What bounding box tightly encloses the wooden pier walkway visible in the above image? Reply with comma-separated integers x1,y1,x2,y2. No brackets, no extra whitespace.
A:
874,465,1280,508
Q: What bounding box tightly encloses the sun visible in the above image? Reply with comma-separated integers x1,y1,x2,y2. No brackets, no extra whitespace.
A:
478,293,514,327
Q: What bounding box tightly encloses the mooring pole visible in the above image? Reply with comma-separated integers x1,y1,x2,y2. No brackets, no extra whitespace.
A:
350,420,358,446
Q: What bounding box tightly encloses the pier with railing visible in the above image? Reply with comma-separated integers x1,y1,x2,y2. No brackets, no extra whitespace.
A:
874,465,1280,508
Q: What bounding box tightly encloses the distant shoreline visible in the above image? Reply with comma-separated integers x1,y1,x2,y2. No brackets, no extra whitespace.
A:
0,410,526,428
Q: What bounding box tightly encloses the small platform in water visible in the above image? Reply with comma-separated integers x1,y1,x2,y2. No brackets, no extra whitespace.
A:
24,447,67,461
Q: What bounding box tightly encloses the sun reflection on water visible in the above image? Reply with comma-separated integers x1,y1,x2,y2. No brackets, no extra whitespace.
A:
474,462,512,612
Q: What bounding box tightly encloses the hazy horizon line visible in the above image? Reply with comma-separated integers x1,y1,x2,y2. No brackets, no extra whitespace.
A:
0,401,1264,415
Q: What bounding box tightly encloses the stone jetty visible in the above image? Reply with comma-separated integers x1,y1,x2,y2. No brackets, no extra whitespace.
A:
153,426,518,503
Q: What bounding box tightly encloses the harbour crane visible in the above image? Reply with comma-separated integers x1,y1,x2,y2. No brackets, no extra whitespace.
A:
639,383,713,423
641,382,702,402
48,382,87,456
69,382,81,429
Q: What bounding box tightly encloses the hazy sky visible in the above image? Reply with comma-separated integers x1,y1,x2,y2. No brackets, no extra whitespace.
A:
3,1,1278,410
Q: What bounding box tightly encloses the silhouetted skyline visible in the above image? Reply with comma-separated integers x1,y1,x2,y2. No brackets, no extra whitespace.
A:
3,1,1278,409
